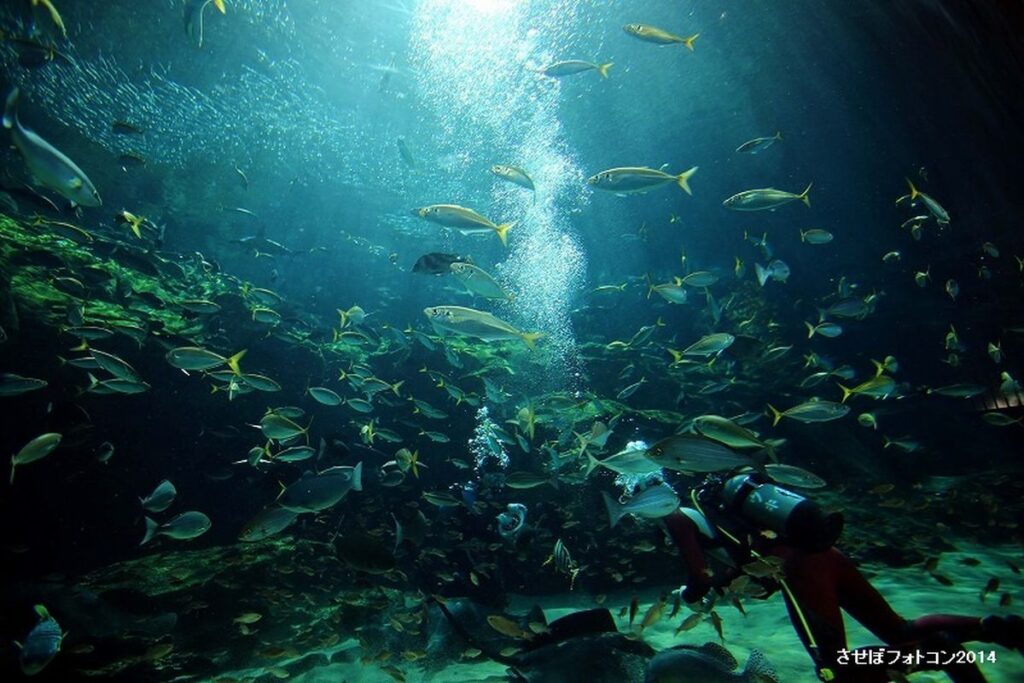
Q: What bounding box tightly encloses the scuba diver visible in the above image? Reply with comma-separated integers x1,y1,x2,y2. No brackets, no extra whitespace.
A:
664,467,1024,682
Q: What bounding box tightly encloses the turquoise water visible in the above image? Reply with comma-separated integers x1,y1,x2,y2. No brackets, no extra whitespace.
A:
1,1,1022,681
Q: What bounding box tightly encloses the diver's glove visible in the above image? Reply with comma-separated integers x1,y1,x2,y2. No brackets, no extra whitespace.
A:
980,615,1024,655
674,585,715,614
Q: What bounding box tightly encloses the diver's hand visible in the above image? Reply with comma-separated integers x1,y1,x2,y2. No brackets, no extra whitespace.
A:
674,585,714,613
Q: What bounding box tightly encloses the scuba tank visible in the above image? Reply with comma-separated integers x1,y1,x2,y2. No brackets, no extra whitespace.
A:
717,472,843,552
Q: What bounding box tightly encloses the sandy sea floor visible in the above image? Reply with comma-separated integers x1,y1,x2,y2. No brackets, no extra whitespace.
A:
218,543,1023,683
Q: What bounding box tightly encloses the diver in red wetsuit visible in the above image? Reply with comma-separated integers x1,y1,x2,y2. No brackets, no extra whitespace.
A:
664,469,1024,683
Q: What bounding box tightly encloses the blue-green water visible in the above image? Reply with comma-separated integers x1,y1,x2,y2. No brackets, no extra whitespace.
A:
1,1,1022,681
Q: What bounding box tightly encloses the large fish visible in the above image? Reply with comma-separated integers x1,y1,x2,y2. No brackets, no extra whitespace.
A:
602,483,680,527
15,605,62,675
278,463,363,513
645,435,755,473
646,642,778,682
588,166,698,195
3,88,101,207
412,252,469,275
723,184,811,211
424,306,543,349
413,204,514,245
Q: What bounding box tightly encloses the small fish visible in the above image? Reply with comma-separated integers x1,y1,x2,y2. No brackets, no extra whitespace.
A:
140,479,177,513
914,268,931,288
736,131,782,154
805,321,843,338
764,463,827,489
602,483,679,527
882,250,902,263
905,178,950,224
412,252,470,275
252,307,282,325
141,511,212,545
680,271,719,287
279,464,363,513
425,306,542,348
588,166,698,196
0,373,48,396
678,332,735,357
10,432,61,484
857,413,878,430
450,262,512,300
15,605,62,675
259,412,309,442
629,597,639,627
623,24,699,50
882,436,922,453
800,228,833,244
414,204,514,245
723,184,811,211
980,577,1000,601
645,435,754,473
616,377,647,399
239,506,298,542
396,137,417,169
490,164,536,192
537,60,613,79
307,386,343,406
945,279,959,301
486,615,532,640
926,383,986,399
988,341,1003,364
95,441,115,464
585,443,662,477
837,375,896,402
755,259,790,286
767,400,849,426
166,347,246,373
4,88,101,207
647,276,688,304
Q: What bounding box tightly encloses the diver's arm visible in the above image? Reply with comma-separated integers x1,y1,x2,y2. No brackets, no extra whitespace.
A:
663,509,711,602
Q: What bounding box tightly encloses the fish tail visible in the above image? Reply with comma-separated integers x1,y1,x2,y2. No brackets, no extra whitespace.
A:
584,451,601,477
213,0,226,13
870,359,885,377
602,491,623,528
743,650,777,683
775,131,783,140
837,382,853,403
905,177,919,200
645,273,654,299
682,33,699,51
766,403,784,427
140,517,158,546
391,380,404,396
226,349,247,375
351,461,363,492
597,62,613,78
9,459,15,485
798,182,812,207
495,222,515,246
800,229,807,243
755,263,769,287
520,332,544,350
2,87,18,130
882,436,892,449
805,321,816,338
676,166,698,195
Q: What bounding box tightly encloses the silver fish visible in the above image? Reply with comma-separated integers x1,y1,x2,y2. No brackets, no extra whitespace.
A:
3,88,100,207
